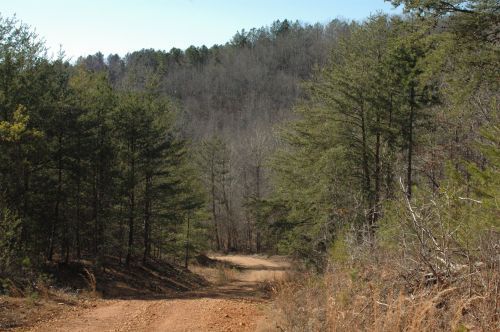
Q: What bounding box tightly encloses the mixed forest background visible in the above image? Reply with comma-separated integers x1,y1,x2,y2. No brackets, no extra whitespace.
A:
1,1,498,315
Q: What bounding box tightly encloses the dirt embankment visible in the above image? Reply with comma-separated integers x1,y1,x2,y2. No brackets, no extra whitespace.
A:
4,255,290,332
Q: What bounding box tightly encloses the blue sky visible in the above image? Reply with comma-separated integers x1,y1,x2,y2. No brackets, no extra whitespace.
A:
0,0,400,59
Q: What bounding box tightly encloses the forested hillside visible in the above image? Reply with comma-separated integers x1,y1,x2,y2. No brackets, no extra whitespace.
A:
270,2,499,268
0,0,499,330
267,1,499,330
42,19,343,259
73,19,352,253
0,15,349,282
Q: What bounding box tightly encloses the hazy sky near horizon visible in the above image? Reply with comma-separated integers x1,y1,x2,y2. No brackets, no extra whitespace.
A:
0,0,400,60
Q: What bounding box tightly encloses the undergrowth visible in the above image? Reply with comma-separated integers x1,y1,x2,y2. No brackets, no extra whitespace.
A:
272,248,498,331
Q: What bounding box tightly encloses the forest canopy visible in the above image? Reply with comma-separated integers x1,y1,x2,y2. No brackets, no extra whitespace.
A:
0,0,498,300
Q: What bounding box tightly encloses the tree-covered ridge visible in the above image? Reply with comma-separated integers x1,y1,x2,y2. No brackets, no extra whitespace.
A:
79,19,349,137
0,5,498,326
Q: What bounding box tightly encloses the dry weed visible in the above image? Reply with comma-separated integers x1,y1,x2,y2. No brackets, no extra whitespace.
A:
215,263,238,285
81,268,99,297
272,254,499,331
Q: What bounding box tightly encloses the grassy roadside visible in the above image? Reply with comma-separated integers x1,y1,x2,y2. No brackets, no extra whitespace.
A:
269,248,498,331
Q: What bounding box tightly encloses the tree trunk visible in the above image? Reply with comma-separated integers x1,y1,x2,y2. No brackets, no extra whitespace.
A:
184,215,190,268
142,174,152,264
360,105,371,196
92,168,99,257
243,169,252,251
210,158,221,251
75,142,82,260
48,132,63,261
386,94,395,199
407,85,415,200
372,113,381,231
126,140,136,266
360,103,372,231
255,164,261,253
221,159,233,251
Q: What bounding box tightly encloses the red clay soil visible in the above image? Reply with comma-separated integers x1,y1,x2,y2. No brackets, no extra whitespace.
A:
9,255,289,332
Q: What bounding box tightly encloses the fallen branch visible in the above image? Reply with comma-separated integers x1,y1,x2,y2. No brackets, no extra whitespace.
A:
399,178,442,283
458,197,482,204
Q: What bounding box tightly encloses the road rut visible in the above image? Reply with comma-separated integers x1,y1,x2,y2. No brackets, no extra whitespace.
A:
24,255,289,332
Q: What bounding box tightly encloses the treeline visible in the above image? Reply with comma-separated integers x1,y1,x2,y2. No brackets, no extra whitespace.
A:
266,0,499,268
0,16,349,281
0,15,206,286
1,0,498,292
80,19,346,138
74,18,352,253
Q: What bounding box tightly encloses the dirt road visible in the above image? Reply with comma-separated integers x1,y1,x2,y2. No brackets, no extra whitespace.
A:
23,255,289,332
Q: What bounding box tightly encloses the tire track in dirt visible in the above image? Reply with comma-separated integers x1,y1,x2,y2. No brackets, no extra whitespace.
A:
23,255,289,332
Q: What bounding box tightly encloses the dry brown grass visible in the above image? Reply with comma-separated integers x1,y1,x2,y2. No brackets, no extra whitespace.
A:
215,263,239,285
80,267,101,298
271,252,499,331
0,283,80,330
190,263,240,285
